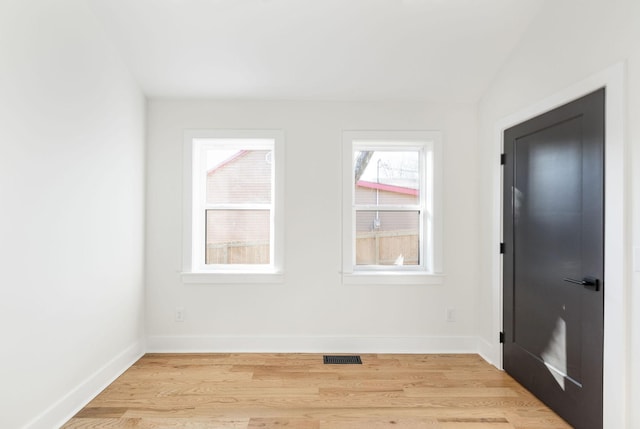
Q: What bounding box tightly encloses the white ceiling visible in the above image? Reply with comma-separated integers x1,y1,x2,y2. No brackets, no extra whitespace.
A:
88,0,545,102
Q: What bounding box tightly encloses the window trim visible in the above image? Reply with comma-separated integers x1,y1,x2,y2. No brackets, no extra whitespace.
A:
181,129,284,283
341,130,443,284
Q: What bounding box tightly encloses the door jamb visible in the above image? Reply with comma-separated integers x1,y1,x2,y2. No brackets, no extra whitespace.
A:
490,63,627,428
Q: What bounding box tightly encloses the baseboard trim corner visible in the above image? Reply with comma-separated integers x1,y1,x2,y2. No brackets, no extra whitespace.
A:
477,337,501,368
25,339,145,429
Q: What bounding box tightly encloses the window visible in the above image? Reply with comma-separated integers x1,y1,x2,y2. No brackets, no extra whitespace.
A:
182,130,284,283
342,131,443,284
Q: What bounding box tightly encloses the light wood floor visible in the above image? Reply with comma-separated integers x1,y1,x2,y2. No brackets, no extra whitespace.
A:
63,353,570,428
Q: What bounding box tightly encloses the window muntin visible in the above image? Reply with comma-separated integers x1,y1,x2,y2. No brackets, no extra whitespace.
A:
342,131,442,281
184,131,283,276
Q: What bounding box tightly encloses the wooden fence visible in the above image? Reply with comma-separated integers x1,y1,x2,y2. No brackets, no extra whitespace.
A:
356,230,419,265
205,231,418,266
206,240,270,264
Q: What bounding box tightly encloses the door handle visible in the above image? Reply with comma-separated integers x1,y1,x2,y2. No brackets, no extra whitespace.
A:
563,276,599,291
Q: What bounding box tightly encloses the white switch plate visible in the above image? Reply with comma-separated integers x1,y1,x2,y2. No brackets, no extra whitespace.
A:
446,307,456,322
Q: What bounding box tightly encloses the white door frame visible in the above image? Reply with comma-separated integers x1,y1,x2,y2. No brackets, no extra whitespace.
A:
489,62,627,428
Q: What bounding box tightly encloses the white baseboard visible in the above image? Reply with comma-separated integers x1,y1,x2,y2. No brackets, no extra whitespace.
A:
146,335,479,354
25,340,145,429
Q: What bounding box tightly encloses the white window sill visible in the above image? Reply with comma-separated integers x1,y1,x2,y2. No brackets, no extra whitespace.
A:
342,271,444,285
181,271,284,284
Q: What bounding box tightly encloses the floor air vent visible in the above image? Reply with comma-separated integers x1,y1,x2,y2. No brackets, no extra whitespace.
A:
323,355,362,365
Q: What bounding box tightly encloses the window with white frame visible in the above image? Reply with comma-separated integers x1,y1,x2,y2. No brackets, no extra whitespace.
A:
182,130,284,283
342,131,443,284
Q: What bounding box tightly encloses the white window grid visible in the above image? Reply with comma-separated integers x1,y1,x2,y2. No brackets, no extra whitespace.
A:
342,131,443,281
182,130,284,278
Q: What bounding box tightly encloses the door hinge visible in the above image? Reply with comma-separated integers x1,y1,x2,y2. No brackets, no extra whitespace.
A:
500,242,505,254
500,153,506,165
499,332,505,343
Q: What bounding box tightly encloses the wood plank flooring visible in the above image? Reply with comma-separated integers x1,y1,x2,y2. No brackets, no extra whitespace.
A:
63,354,571,428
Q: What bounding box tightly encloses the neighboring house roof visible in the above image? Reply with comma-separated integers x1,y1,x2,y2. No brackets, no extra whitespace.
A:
207,150,249,175
356,180,418,196
207,154,417,197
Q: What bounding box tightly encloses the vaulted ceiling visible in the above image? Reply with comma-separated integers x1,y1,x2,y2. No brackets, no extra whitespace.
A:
88,0,545,102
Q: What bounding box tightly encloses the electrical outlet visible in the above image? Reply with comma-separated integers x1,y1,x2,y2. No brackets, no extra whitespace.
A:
446,307,456,322
175,307,185,322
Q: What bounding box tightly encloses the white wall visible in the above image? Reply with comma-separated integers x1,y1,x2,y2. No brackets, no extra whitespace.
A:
477,0,640,426
0,1,146,428
146,100,480,352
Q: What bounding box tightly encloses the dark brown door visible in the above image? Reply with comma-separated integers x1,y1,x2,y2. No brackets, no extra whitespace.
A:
503,89,604,429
